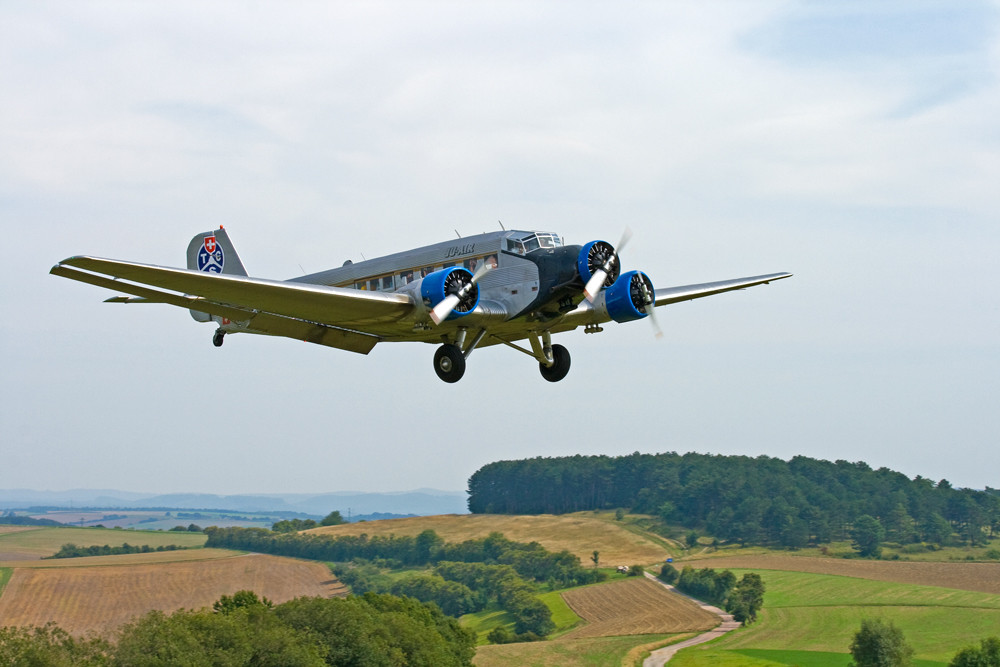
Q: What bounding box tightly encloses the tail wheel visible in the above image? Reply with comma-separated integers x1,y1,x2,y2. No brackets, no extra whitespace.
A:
213,330,225,347
539,344,571,382
434,344,466,383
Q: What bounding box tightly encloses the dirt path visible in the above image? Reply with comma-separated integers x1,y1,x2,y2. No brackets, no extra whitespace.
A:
641,573,740,667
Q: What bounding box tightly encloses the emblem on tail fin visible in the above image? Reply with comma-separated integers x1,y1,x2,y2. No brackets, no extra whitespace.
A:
197,235,225,273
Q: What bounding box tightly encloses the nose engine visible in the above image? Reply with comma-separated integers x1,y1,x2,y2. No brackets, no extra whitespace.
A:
577,240,620,291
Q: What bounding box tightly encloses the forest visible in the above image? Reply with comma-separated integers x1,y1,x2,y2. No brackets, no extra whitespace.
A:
467,452,1000,548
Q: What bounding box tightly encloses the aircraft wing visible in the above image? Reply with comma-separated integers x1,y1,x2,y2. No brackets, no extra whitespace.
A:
654,272,792,306
50,256,416,354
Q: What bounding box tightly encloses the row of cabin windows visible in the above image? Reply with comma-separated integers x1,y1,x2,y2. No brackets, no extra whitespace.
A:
348,253,499,292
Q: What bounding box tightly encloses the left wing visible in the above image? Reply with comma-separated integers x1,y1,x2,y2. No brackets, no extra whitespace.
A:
654,272,792,306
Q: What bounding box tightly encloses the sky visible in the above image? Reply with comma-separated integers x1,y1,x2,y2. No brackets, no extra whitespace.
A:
2,1,998,498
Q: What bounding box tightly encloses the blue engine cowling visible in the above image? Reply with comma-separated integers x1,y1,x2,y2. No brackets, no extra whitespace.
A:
418,267,479,320
577,240,620,288
604,270,655,323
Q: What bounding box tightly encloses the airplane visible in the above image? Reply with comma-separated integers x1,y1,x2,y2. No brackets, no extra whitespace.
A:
50,227,791,383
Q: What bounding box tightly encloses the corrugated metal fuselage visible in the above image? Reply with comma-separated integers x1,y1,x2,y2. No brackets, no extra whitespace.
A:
287,230,589,343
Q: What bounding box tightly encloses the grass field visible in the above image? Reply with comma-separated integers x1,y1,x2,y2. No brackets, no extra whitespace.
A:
682,553,1000,595
0,525,207,561
670,568,1000,666
0,553,346,636
0,567,11,598
308,512,669,565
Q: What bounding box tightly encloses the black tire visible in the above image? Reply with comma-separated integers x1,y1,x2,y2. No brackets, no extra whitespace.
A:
539,344,571,382
212,330,225,347
433,344,466,383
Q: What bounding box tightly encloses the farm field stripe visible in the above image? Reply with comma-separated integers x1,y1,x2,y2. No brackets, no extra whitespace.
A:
0,553,347,637
560,576,716,639
308,512,669,566
0,547,241,569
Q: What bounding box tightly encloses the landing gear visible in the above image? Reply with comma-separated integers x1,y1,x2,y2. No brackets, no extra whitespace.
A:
539,344,571,382
212,329,225,347
433,344,466,383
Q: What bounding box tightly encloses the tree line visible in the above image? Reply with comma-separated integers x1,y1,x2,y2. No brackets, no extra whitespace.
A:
334,560,555,637
205,526,604,639
0,590,475,666
467,452,1000,549
205,526,602,588
43,543,188,559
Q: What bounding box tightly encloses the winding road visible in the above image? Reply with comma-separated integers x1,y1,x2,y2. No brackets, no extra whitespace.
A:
641,572,741,667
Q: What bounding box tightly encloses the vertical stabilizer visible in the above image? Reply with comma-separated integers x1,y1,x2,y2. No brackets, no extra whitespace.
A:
187,227,247,322
186,226,247,276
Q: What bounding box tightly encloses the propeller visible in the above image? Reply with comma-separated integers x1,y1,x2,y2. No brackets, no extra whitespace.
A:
584,227,632,302
430,263,492,325
635,273,663,339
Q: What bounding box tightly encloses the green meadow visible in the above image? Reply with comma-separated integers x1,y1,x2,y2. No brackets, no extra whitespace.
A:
671,569,1000,666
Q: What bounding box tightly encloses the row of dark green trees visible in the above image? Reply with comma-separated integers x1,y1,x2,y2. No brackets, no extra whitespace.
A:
658,564,765,625
467,452,1000,548
44,543,188,559
0,591,475,666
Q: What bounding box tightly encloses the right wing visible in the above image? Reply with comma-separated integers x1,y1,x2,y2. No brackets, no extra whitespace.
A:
50,256,416,354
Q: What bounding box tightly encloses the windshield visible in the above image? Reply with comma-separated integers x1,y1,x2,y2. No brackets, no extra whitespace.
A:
510,233,562,254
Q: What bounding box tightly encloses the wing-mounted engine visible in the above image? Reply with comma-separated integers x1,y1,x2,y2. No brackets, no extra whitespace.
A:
402,266,480,323
598,270,655,323
577,240,620,291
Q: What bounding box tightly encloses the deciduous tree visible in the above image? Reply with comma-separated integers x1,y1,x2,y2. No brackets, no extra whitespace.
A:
849,618,913,667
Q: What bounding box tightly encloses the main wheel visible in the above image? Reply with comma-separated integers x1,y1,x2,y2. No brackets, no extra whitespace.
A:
539,344,571,382
212,330,225,347
433,344,466,383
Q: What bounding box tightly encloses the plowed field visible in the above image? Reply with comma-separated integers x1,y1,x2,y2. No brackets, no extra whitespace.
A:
682,554,1000,595
0,554,346,636
560,577,717,638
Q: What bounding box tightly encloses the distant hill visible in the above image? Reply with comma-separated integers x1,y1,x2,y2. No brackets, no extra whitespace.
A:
0,489,467,517
467,452,1000,550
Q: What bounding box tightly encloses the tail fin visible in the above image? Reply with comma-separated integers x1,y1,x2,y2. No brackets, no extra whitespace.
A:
186,226,247,276
187,226,247,323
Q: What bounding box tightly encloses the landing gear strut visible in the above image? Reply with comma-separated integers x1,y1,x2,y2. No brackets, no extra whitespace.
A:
539,344,571,382
433,344,466,383
212,329,225,347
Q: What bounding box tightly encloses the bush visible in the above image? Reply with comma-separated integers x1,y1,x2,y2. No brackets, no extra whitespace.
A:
658,563,679,585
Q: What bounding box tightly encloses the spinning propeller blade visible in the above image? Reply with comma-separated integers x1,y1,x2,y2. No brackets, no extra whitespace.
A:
584,227,632,302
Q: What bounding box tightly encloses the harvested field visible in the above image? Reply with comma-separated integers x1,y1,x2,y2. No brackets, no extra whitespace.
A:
0,526,38,535
308,513,668,566
560,577,717,638
683,554,1000,595
0,554,346,636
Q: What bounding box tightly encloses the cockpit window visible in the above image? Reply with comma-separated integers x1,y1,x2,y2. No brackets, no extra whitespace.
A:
507,232,563,255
